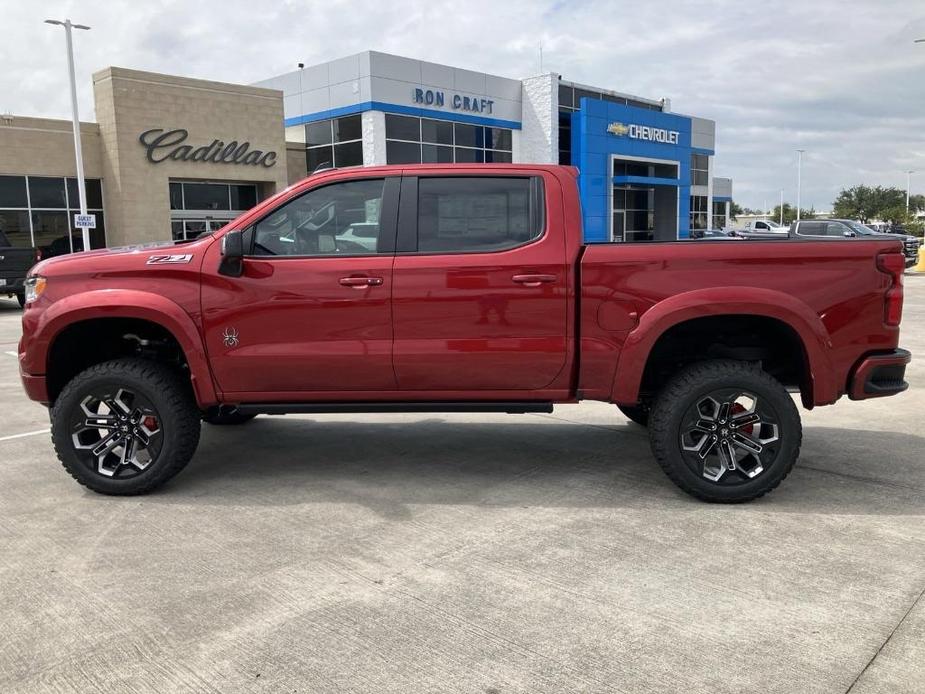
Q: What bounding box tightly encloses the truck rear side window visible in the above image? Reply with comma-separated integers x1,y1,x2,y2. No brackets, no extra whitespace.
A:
416,177,543,253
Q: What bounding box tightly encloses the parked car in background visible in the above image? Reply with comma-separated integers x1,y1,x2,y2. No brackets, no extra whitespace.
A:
792,219,921,267
690,228,740,239
0,230,41,307
745,219,790,233
19,164,911,504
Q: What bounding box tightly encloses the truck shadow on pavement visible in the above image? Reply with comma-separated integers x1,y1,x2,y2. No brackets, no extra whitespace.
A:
151,416,925,518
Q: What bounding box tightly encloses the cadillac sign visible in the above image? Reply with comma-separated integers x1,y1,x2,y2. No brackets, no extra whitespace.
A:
607,121,680,145
138,128,278,167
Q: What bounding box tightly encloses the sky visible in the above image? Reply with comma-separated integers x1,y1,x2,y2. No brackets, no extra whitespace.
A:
2,0,924,211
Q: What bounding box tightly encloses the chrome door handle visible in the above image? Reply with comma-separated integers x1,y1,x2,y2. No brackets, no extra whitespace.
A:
339,276,383,288
512,274,556,287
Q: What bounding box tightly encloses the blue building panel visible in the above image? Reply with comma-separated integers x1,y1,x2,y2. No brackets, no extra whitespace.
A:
572,98,695,243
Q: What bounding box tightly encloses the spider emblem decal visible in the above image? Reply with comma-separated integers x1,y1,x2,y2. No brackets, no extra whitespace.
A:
222,327,239,348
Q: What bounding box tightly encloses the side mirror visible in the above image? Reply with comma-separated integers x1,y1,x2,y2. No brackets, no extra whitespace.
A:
843,230,856,238
219,229,244,277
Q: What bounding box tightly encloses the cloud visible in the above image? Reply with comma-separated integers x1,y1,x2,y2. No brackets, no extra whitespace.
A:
3,0,924,209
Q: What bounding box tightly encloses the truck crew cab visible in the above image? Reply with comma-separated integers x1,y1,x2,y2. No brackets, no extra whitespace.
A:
19,164,911,502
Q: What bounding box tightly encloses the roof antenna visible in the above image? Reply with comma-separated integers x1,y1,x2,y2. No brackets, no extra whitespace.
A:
539,43,543,74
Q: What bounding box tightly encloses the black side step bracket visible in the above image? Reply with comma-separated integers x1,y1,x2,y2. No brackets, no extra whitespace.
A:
236,401,554,415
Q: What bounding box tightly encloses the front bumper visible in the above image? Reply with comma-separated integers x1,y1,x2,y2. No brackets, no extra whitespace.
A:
20,368,50,404
848,348,911,400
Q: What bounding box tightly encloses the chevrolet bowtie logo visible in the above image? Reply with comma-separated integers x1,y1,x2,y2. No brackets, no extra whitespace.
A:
607,122,629,136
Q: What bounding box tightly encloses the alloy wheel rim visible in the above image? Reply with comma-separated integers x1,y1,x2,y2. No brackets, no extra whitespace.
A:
679,390,780,485
70,387,163,479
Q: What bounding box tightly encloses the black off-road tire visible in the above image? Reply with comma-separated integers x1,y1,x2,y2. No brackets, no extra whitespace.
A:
202,407,256,426
618,403,649,427
648,360,801,503
51,358,201,495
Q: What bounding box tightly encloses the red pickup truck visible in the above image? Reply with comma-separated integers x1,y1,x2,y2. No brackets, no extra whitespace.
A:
18,164,911,502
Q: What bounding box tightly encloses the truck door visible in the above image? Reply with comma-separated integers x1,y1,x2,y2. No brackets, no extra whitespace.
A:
391,173,568,391
201,176,399,396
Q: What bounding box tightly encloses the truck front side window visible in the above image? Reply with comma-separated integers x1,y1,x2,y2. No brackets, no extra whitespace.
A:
251,179,385,256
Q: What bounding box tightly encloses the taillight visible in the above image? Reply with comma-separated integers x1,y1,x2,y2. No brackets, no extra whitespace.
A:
876,251,904,326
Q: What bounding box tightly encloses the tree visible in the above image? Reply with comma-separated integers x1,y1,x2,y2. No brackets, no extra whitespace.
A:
832,185,906,222
769,203,815,225
730,202,744,220
908,193,925,214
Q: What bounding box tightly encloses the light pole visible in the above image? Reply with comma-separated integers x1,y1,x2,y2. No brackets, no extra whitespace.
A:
796,149,805,221
906,170,915,213
45,18,91,253
779,189,784,225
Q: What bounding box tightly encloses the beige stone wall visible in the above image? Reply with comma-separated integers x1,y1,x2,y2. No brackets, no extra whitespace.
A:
0,116,102,178
286,144,308,185
93,67,287,245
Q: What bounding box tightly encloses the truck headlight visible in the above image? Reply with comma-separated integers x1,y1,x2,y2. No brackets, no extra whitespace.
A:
24,276,47,304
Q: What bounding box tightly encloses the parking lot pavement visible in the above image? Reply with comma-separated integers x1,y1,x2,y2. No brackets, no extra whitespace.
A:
0,278,923,694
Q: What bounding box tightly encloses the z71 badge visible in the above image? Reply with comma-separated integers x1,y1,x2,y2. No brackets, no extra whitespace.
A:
146,254,193,265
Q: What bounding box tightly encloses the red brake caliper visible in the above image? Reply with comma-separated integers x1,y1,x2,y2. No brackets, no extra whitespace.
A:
730,403,753,435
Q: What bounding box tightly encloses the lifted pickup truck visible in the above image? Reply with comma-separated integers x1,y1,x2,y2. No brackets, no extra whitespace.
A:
19,164,911,502
0,230,41,307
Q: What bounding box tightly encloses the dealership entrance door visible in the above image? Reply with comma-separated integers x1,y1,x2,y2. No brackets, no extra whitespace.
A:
169,180,259,241
610,156,680,242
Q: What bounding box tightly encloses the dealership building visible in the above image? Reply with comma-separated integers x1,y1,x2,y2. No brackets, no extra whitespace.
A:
0,50,732,254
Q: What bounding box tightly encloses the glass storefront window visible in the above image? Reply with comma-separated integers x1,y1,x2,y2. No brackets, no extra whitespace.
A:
305,121,333,147
0,176,28,207
182,183,230,210
230,184,258,211
422,144,453,163
333,114,362,143
386,115,420,141
386,140,422,164
333,141,363,168
169,182,183,210
28,177,67,208
691,153,709,187
613,185,655,242
421,119,453,145
385,114,512,165
302,115,364,172
0,175,105,255
66,178,103,209
690,195,709,230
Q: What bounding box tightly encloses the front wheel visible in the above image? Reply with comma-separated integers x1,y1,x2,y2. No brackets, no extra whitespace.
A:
51,358,201,495
648,360,801,503
16,292,26,308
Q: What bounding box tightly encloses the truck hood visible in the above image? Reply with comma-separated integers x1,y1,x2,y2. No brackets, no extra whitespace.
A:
30,238,207,276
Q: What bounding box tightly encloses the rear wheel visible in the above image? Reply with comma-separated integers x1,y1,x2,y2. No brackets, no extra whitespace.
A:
648,360,801,503
618,403,649,427
51,358,201,495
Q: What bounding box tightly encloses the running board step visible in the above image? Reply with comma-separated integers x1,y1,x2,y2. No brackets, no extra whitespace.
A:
236,401,554,415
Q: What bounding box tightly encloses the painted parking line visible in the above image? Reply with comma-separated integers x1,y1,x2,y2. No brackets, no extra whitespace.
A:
4,351,17,357
0,428,50,443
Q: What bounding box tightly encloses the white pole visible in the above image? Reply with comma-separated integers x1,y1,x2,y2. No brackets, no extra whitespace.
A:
906,170,914,213
796,149,805,222
779,189,784,225
47,19,91,252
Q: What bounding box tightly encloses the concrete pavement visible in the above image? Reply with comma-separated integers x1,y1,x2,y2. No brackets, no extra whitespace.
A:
0,277,923,693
